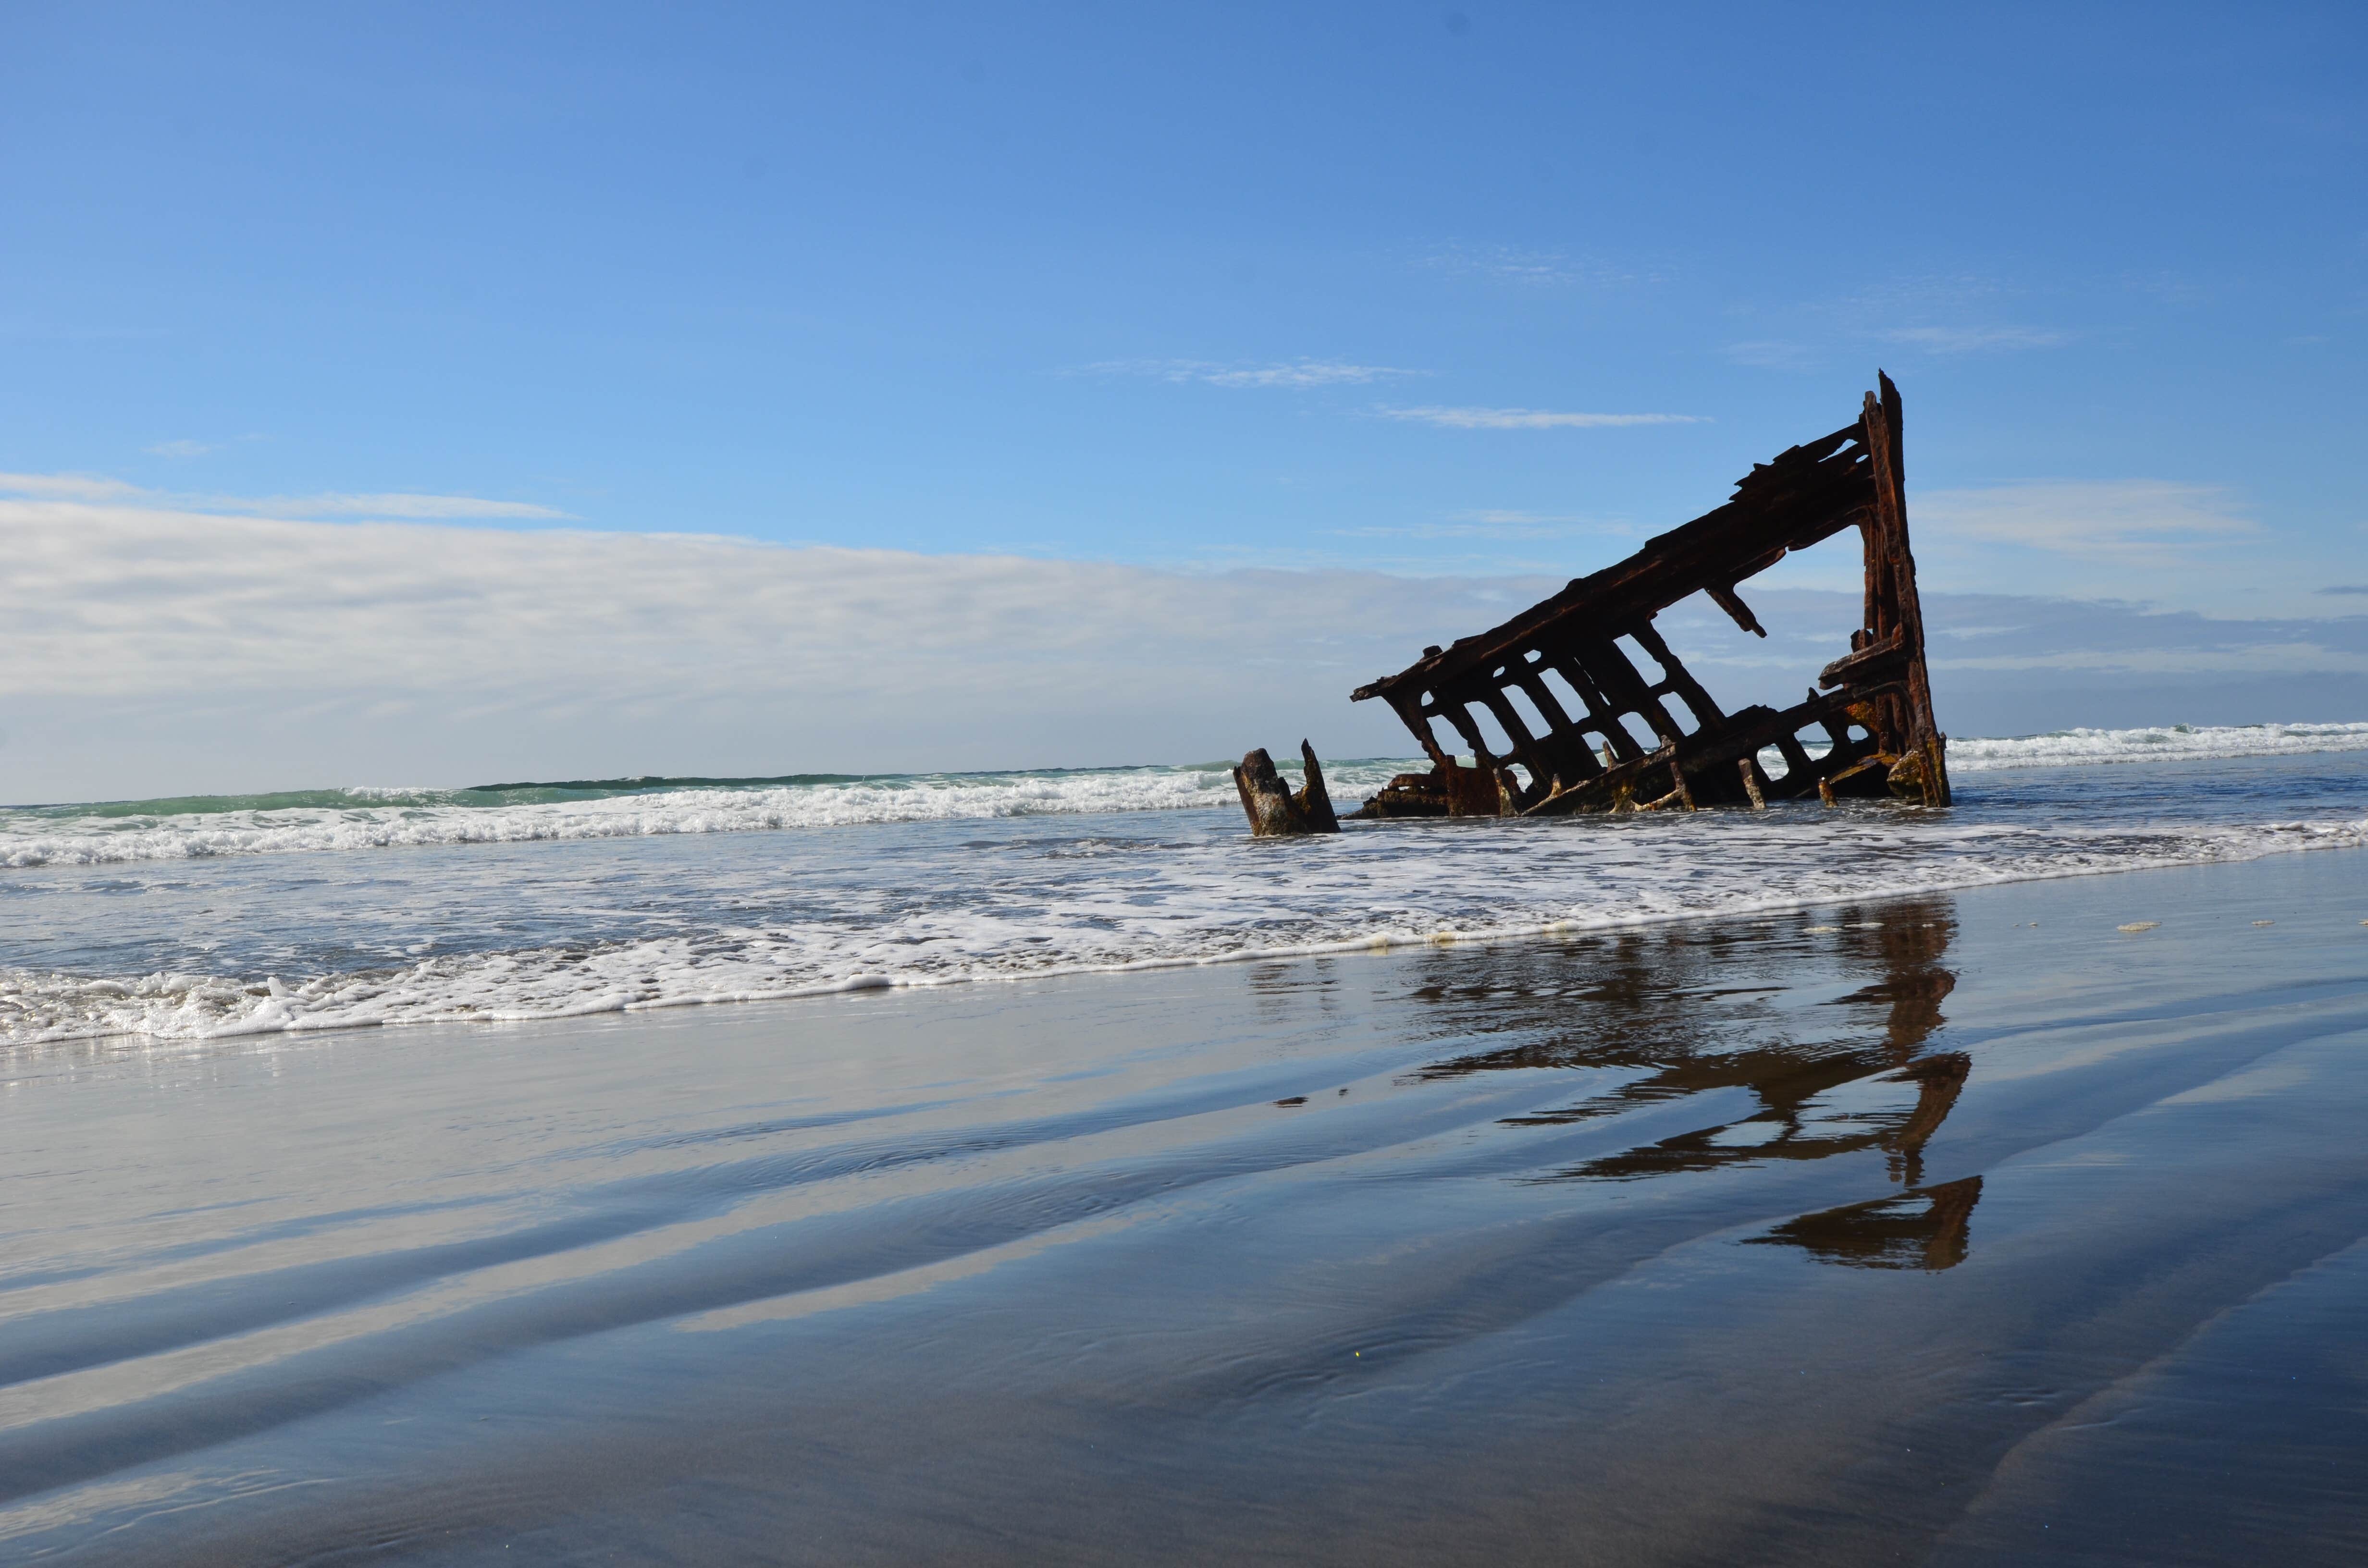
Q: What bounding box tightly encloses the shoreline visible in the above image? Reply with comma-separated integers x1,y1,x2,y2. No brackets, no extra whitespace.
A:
11,716,2368,825
9,812,2368,1056
8,851,2368,1560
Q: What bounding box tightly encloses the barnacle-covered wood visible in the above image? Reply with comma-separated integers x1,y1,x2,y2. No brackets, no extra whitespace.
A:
1347,372,1949,817
1233,742,1341,836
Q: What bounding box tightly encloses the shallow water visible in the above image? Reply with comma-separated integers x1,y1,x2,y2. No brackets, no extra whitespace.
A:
5,849,2367,1563
6,741,2368,1046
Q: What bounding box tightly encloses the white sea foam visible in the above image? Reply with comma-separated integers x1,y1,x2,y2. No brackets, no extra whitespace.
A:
9,727,2368,1052
0,765,1404,870
1947,721,2368,772
5,800,2364,1048
6,724,2366,870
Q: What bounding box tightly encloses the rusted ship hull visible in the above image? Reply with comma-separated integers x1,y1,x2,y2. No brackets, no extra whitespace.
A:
1347,373,1947,818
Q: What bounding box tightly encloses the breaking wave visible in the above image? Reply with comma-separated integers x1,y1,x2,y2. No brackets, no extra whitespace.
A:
6,723,2368,870
5,793,2367,1049
0,764,1402,870
4,724,2368,871
1947,721,2368,772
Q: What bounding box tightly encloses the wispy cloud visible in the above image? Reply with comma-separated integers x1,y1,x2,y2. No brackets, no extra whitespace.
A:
0,471,148,502
245,493,570,520
1840,274,2014,316
6,481,2365,797
1917,481,2257,561
145,439,218,458
0,472,569,521
1724,340,1820,371
1377,406,1704,430
1419,243,1653,289
2123,270,2211,308
1077,358,1419,389
1450,509,1571,526
1726,276,2065,366
1934,641,2368,676
2317,584,2368,597
1200,362,1412,389
1332,510,1630,542
0,482,1543,703
1878,325,2070,354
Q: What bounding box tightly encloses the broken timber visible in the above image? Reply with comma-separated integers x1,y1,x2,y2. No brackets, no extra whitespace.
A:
1234,742,1341,837
1347,373,1949,820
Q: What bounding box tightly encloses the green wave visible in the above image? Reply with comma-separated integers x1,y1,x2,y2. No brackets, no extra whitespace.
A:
12,763,1273,821
51,788,465,820
460,772,874,796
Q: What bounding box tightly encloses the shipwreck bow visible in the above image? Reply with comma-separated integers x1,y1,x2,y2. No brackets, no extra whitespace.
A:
1345,373,1948,818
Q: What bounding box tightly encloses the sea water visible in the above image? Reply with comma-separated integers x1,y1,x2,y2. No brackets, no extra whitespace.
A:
4,721,2368,1046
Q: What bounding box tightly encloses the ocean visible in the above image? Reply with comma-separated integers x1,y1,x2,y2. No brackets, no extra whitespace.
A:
12,723,2368,1562
6,721,2368,1049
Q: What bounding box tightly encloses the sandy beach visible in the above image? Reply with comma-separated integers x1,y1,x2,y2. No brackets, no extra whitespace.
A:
6,846,2368,1564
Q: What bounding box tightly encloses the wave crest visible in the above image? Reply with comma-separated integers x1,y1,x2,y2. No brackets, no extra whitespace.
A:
7,810,2363,1048
6,723,2368,870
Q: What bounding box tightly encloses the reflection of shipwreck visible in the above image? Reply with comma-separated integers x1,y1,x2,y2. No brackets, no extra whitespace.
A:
1747,1176,1983,1273
1408,899,1979,1269
1490,903,1967,1194
1236,375,1949,832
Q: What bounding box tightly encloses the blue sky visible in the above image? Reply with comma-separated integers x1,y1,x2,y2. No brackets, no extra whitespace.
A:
1,3,2365,793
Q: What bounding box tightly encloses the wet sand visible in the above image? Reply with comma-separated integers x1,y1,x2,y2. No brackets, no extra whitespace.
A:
6,850,2368,1564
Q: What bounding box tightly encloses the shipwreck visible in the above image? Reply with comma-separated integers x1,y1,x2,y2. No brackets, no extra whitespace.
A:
1235,373,1948,833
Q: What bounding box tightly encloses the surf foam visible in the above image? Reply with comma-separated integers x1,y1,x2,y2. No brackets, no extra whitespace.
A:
1948,721,2368,771
7,724,2368,870
6,798,2364,1048
0,765,1384,870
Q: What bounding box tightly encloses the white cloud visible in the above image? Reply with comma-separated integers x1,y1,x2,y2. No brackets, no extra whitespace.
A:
1879,325,2070,354
6,481,2368,800
1202,362,1411,389
145,439,218,458
1934,641,2368,676
1723,277,2064,365
1902,479,2312,611
244,493,571,520
0,471,569,521
1377,406,1705,430
0,499,1523,704
1077,358,1418,388
0,487,1564,796
0,471,148,502
1917,481,2257,561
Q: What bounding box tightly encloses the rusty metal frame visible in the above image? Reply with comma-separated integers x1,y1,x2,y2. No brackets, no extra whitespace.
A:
1349,373,1948,817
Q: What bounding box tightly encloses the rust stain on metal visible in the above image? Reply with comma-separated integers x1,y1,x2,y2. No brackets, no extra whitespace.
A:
1342,372,1948,821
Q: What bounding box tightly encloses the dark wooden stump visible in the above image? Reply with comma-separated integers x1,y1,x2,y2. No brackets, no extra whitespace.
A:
1233,742,1341,836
